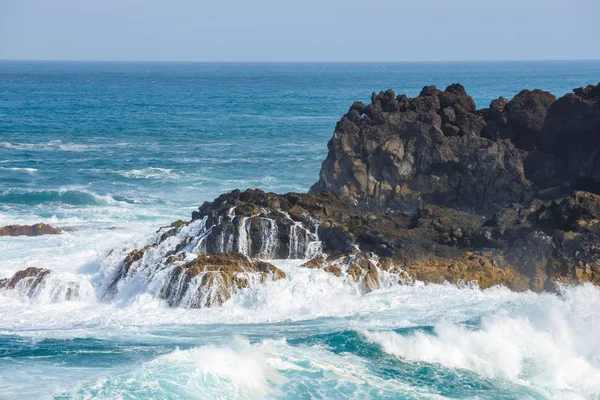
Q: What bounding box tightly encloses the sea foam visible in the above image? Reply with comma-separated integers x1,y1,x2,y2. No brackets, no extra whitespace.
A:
361,283,600,399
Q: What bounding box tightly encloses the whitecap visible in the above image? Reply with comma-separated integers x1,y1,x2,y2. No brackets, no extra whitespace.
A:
117,167,180,179
360,283,600,398
0,167,38,172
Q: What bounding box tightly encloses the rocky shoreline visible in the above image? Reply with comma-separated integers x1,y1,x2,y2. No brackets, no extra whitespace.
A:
3,82,600,306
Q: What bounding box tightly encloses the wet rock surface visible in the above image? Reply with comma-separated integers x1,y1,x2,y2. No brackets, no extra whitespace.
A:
0,267,81,301
159,254,285,308
0,223,61,236
0,267,51,292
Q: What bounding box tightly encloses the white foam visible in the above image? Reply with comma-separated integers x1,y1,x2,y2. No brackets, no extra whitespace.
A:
0,167,38,172
69,337,443,400
116,167,179,179
0,259,526,335
361,283,600,399
0,141,89,152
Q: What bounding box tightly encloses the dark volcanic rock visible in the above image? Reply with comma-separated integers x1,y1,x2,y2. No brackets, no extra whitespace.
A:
483,89,556,151
310,85,532,212
483,83,600,192
311,82,600,211
0,223,61,236
541,83,600,190
169,188,600,291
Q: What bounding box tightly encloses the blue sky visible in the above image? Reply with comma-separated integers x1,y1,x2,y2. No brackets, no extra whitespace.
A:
1,0,598,61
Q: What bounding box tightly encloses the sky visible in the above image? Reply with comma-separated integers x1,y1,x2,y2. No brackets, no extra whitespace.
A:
0,0,598,62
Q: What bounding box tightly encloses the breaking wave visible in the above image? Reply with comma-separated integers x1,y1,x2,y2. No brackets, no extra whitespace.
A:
0,188,136,206
0,140,90,152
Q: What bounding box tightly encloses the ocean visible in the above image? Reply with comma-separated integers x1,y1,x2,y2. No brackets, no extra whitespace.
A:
1,60,600,399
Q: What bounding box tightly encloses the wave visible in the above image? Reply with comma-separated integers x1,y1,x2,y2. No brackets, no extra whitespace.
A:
2,264,600,398
65,337,446,400
0,259,527,334
360,283,600,399
115,167,180,180
0,188,133,206
0,167,38,172
0,140,89,152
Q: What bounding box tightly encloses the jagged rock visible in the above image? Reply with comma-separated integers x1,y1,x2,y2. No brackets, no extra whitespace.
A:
310,84,533,211
311,82,600,211
483,83,600,192
0,223,61,236
541,83,600,191
0,267,83,301
0,267,51,292
159,254,285,308
483,89,556,151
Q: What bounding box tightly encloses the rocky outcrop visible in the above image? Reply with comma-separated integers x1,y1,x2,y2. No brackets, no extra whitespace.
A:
104,186,600,298
0,267,81,301
0,267,51,293
482,89,556,150
102,217,289,308
190,189,322,259
0,223,61,236
481,83,600,193
310,85,533,212
103,82,600,307
159,254,285,308
311,82,600,212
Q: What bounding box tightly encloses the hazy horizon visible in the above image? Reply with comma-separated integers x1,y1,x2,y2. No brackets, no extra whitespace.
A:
1,0,598,62
2,59,600,63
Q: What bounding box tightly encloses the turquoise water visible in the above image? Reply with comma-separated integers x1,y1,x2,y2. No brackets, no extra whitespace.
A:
1,61,600,399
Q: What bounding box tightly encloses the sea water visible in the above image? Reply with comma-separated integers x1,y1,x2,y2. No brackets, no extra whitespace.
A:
1,61,600,399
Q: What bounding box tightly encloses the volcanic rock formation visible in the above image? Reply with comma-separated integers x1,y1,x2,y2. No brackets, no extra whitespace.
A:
48,82,600,306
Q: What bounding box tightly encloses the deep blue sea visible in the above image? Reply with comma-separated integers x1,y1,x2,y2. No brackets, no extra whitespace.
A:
1,61,600,399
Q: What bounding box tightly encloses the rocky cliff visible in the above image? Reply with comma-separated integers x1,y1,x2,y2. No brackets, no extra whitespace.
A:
310,83,600,212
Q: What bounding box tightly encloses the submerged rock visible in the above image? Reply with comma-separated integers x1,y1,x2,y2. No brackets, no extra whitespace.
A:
0,267,51,293
0,223,61,236
0,267,81,301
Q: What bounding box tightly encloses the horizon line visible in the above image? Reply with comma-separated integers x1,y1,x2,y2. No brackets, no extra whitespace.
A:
2,58,600,64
